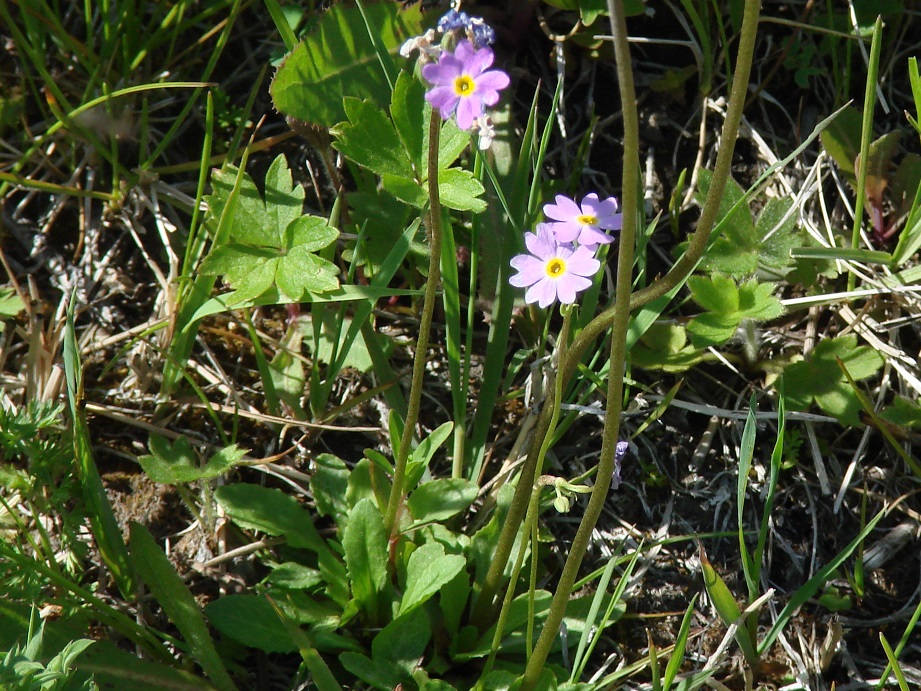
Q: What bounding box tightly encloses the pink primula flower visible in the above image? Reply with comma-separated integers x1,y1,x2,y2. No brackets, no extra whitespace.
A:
543,193,622,248
422,40,510,130
509,224,601,308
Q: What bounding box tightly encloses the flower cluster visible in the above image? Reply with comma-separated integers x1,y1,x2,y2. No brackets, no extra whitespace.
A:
402,7,508,146
509,193,622,308
437,8,496,48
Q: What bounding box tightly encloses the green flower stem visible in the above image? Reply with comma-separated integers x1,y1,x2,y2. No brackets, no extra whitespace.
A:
473,0,762,634
383,109,443,534
469,305,572,628
521,0,763,686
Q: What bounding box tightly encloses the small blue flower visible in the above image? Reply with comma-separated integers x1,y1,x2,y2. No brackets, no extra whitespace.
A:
437,8,496,48
437,9,470,33
612,441,629,490
468,17,496,48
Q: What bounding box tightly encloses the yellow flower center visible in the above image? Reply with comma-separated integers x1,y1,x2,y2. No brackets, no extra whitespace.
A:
453,75,475,97
545,258,566,278
577,214,598,226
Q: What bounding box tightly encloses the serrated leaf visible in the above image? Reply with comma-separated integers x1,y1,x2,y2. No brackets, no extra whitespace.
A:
437,168,486,212
391,71,426,168
205,595,295,653
780,335,884,425
139,435,248,485
334,97,415,179
398,542,466,616
737,281,784,320
407,478,478,524
383,173,428,208
687,312,741,349
688,274,739,314
201,155,340,302
207,165,274,246
270,3,423,128
265,154,307,240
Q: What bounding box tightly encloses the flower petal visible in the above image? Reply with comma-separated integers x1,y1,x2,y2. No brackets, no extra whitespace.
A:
543,194,582,222
455,96,482,130
526,279,557,308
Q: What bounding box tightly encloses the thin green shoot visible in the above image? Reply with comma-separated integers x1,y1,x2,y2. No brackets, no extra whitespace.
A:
263,0,299,51
848,16,882,292
875,597,921,690
879,633,911,691
662,594,700,691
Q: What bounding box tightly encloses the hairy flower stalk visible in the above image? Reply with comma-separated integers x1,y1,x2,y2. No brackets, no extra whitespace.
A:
472,0,764,661
383,111,443,535
520,0,765,685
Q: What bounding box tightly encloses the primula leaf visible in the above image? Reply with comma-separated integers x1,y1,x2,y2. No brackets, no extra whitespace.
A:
205,595,296,653
407,478,478,524
398,542,466,616
342,498,389,616
215,484,329,554
270,2,423,128
201,154,340,302
373,607,431,669
310,453,350,523
334,97,416,179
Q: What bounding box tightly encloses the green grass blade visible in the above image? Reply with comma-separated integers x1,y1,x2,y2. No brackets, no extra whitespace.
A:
879,633,911,691
129,523,237,691
0,541,170,661
263,0,298,51
758,504,887,655
663,594,699,691
266,596,342,691
440,212,466,477
736,398,758,599
570,545,641,682
63,297,136,600
699,543,758,666
875,597,921,690
848,15,883,292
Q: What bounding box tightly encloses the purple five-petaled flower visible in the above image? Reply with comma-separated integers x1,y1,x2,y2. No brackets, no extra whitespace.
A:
509,224,601,308
543,193,623,249
422,40,510,131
